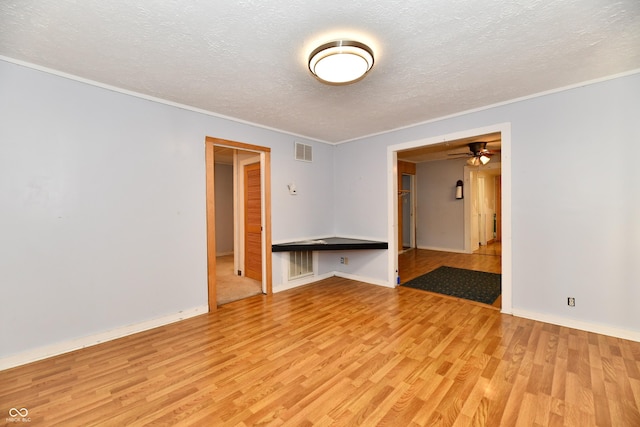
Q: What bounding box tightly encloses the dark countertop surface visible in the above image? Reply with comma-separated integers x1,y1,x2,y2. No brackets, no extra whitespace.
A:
272,237,388,252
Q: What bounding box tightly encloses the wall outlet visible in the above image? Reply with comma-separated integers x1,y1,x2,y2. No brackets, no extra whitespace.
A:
340,257,349,265
340,257,344,264
568,297,575,307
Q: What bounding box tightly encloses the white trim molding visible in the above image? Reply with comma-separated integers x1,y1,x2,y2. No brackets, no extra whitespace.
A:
334,272,395,288
0,306,208,371
512,309,640,343
387,122,513,313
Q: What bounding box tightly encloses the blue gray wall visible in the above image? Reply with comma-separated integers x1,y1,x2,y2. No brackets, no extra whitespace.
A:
2,57,638,364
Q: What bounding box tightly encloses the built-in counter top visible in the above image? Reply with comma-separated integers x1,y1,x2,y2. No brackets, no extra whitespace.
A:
272,237,388,252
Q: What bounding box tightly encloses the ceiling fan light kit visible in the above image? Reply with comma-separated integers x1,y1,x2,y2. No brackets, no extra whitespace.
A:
308,40,374,85
467,155,491,166
462,141,493,166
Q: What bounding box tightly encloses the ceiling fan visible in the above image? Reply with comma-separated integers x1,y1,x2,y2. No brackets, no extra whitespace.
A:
448,142,498,166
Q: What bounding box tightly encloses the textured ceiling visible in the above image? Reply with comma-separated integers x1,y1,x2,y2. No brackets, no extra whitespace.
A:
1,1,639,143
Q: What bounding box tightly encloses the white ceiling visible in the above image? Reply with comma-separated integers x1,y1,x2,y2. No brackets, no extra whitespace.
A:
1,1,639,144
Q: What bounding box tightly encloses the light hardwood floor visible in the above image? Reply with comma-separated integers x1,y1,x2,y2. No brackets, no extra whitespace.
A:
2,273,639,425
399,242,502,308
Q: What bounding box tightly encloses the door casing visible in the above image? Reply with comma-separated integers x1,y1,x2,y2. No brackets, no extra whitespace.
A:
205,137,272,311
397,161,416,252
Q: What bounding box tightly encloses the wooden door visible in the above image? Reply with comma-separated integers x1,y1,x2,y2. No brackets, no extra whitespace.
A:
244,162,262,281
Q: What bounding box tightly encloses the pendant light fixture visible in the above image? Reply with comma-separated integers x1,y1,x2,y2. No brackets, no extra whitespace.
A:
308,40,374,85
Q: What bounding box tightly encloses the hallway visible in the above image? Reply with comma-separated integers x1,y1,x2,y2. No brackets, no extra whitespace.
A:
216,254,263,305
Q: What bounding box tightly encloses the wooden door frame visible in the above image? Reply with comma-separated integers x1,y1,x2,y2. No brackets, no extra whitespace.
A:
397,161,416,252
205,136,272,312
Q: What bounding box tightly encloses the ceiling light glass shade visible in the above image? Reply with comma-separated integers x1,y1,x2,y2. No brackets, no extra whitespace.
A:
309,40,374,85
466,156,491,166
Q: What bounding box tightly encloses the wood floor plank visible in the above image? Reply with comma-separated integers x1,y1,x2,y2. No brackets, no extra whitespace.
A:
2,263,640,425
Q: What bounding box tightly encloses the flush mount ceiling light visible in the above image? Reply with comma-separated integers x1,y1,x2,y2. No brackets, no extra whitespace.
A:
308,40,374,85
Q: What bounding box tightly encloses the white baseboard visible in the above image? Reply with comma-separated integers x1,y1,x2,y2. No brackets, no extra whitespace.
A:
512,309,640,342
334,272,395,288
0,305,209,371
273,271,394,293
273,272,335,293
417,245,468,254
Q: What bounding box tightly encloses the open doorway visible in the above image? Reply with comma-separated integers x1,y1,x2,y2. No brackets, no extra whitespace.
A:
398,160,416,253
387,124,511,313
204,137,272,311
465,163,502,253
400,174,415,250
213,149,261,305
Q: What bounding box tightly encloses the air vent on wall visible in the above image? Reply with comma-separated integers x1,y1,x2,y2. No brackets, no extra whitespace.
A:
289,251,314,280
295,142,312,162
